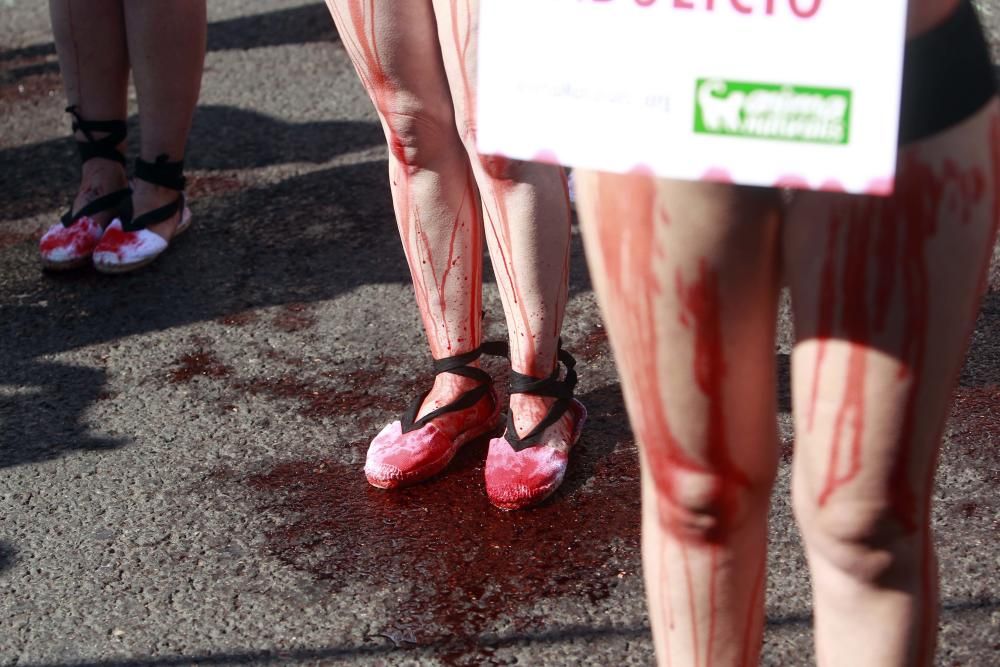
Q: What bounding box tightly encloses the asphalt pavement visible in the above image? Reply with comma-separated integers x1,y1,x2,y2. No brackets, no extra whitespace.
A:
1,2,998,666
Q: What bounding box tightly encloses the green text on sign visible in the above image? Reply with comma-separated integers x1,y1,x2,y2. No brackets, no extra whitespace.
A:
694,79,852,145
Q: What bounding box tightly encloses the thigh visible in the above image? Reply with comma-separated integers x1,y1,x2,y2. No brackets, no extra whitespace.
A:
785,99,999,532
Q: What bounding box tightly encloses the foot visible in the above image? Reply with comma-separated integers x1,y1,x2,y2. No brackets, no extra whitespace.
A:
485,395,587,511
365,367,501,489
39,158,127,270
131,179,183,242
92,176,191,274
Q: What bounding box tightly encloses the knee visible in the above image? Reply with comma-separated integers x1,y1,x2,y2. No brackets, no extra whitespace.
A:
795,496,919,585
378,104,460,172
654,464,772,545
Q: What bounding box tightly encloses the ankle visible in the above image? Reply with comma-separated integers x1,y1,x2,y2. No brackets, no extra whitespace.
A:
131,180,181,211
80,159,127,190
509,393,558,436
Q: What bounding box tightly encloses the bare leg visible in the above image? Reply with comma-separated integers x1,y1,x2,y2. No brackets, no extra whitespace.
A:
431,0,573,438
122,0,206,240
325,0,490,433
576,173,782,665
49,0,129,225
786,99,999,667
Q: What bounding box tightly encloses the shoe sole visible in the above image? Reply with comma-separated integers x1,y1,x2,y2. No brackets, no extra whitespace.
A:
489,399,589,511
93,207,192,275
366,404,504,490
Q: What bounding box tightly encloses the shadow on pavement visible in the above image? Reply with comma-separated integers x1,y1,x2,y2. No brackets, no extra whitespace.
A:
0,158,403,469
0,105,383,221
13,624,651,667
0,540,17,575
10,596,1000,666
0,3,339,87
206,2,338,52
0,361,127,468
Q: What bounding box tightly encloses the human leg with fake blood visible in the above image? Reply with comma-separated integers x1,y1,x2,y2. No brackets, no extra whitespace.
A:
41,0,205,273
574,0,998,663
324,0,585,509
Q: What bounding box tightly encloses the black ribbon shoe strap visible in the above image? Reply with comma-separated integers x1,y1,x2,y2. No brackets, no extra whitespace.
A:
400,341,508,434
121,193,185,233
66,105,127,166
135,155,187,191
504,343,579,451
60,187,132,227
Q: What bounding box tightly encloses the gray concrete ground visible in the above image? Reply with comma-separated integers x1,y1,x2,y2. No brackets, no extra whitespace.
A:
1,2,998,665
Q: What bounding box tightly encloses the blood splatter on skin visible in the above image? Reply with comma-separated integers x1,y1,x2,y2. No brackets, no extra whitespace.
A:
592,173,759,664
816,205,872,507
675,259,749,533
329,0,480,358
809,148,990,519
805,113,998,667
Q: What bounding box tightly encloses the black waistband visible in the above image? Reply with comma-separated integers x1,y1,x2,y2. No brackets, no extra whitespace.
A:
898,0,997,145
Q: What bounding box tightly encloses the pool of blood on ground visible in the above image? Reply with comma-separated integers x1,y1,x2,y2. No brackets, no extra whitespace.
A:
238,395,639,659
243,442,639,655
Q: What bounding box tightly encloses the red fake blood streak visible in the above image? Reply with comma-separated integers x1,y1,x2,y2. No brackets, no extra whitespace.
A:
889,129,993,665
93,225,138,258
676,259,750,665
594,173,685,651
39,220,95,256
332,1,469,356
593,174,696,515
807,215,840,431
817,208,871,506
739,552,766,667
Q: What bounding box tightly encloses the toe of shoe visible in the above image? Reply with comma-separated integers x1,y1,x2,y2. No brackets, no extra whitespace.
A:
485,440,568,510
39,220,101,263
93,223,168,267
364,421,456,488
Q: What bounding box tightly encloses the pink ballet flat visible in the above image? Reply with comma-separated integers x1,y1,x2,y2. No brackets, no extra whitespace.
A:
485,345,587,510
364,342,508,489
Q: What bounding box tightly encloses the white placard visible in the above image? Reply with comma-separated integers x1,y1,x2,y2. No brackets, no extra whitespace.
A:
477,0,908,195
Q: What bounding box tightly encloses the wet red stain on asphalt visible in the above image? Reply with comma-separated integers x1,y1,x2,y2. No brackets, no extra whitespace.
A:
575,326,610,362
272,303,318,333
0,230,32,251
186,174,243,198
243,425,639,663
168,350,233,383
948,385,999,480
217,311,259,327
240,370,402,426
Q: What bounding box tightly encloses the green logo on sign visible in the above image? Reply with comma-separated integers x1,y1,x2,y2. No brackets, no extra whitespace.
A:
694,79,852,145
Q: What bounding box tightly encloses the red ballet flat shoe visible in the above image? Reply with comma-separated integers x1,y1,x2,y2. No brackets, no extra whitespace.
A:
485,344,587,510
365,342,508,489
